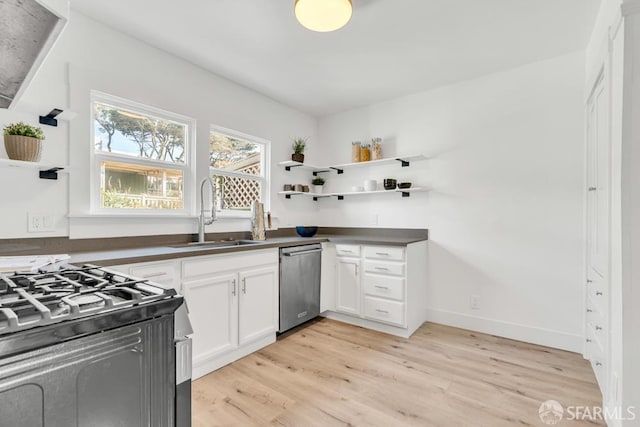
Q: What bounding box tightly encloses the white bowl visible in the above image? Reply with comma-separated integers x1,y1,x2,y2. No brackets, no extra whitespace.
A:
364,180,377,192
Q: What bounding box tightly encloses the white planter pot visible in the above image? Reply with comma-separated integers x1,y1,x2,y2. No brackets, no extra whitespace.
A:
313,185,324,194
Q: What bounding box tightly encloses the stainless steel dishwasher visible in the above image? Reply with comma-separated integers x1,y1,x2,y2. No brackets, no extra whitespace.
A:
279,244,322,333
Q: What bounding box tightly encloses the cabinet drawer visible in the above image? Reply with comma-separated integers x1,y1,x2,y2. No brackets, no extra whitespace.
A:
336,245,360,257
586,280,607,314
129,262,179,291
364,297,405,326
363,260,405,276
363,274,405,301
363,246,405,261
182,249,278,279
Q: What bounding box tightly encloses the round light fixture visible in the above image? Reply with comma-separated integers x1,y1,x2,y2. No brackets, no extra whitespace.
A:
295,0,353,32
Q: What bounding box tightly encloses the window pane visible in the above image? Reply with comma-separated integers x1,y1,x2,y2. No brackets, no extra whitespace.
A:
100,161,184,210
210,131,262,175
215,175,261,212
94,102,186,164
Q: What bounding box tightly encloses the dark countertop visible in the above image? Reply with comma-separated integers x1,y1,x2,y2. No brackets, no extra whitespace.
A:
69,234,427,267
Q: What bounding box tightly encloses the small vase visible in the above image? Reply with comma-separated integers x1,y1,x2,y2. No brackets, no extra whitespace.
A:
313,185,323,194
292,153,305,163
4,135,42,162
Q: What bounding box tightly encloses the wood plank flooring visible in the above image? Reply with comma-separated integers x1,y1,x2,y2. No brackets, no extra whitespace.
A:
193,319,604,426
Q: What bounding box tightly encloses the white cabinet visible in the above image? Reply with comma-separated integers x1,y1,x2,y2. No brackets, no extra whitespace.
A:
109,249,279,380
336,257,360,315
584,64,612,400
323,242,428,338
182,273,238,365
182,249,279,379
238,266,278,346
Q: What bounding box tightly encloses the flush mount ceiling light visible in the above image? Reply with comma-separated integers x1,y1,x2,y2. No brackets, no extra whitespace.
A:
295,0,353,32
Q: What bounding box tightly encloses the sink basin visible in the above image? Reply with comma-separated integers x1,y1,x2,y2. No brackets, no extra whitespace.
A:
171,240,262,249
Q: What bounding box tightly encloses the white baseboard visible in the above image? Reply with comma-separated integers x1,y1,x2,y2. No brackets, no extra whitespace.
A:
322,311,412,338
425,308,583,353
191,334,276,380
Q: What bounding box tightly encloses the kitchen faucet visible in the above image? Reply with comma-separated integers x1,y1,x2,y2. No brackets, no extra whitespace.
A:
198,177,216,243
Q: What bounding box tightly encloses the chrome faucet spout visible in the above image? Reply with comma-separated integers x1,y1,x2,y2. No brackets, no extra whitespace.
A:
198,177,216,243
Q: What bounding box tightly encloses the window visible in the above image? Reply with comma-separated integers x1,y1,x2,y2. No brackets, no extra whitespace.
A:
91,92,194,214
210,126,270,217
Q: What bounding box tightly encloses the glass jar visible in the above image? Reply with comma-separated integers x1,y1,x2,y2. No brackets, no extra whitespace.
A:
351,142,361,163
360,144,371,162
372,138,383,160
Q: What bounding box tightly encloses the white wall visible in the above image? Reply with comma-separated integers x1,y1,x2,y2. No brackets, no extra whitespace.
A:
0,11,318,239
317,51,587,351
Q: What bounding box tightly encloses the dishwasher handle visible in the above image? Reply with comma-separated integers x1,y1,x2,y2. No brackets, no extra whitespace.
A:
282,249,323,257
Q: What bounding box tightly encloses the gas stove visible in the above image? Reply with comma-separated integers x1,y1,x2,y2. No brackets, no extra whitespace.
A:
0,264,189,427
0,264,178,336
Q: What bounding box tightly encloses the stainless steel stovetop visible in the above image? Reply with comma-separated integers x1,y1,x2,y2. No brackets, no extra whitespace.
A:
0,264,178,336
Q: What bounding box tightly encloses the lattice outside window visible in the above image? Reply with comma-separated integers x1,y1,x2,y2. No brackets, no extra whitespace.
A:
210,126,270,217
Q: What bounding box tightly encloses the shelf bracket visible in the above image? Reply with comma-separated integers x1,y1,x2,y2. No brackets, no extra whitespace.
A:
285,194,292,199
401,191,410,198
312,169,331,177
39,167,63,180
330,167,344,175
39,108,63,127
337,195,344,201
285,164,303,172
396,158,410,167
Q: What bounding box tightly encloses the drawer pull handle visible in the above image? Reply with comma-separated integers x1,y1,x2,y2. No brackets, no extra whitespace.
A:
587,279,593,283
588,187,597,191
596,291,603,296
586,309,593,313
141,272,168,279
342,250,354,253
375,309,389,314
595,326,603,331
595,362,603,367
375,267,389,271
586,338,592,343
242,277,247,294
376,252,390,256
374,285,389,290
232,279,237,296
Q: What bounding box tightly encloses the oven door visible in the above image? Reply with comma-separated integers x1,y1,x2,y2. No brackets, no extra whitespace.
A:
0,315,175,427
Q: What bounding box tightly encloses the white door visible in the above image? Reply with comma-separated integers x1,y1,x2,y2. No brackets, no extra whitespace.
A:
336,258,361,315
182,273,238,365
586,70,611,283
238,266,278,346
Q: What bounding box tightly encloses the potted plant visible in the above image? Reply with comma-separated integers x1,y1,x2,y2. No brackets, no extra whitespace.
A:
311,177,325,194
291,137,307,163
3,121,46,162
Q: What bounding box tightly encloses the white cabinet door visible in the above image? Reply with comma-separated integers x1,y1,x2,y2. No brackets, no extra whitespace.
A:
238,266,278,346
182,273,238,365
586,70,610,282
336,258,360,315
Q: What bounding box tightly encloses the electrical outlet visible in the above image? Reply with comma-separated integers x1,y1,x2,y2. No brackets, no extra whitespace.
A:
470,295,480,310
28,213,55,233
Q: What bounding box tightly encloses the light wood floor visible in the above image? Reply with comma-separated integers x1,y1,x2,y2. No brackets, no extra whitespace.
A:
193,318,604,426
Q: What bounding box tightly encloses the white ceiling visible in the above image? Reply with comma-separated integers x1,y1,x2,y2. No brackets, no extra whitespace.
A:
72,0,601,117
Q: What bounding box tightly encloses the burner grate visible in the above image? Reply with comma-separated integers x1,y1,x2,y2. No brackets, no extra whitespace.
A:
0,264,176,335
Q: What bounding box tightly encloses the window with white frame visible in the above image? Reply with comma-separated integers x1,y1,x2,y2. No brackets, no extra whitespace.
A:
209,126,270,217
91,92,194,214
